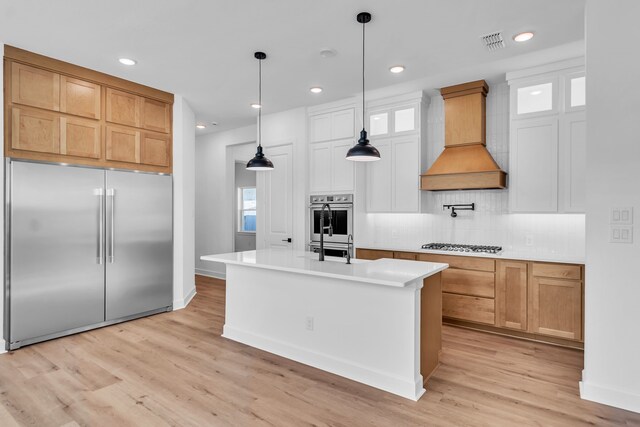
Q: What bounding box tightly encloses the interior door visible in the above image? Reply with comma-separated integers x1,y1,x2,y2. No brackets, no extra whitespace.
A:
105,170,173,320
9,161,105,345
261,144,293,249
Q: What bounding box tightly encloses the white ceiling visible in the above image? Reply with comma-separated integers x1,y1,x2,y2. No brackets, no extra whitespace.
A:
0,0,585,133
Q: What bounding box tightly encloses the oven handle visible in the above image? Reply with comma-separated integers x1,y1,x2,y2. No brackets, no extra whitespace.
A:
309,203,353,208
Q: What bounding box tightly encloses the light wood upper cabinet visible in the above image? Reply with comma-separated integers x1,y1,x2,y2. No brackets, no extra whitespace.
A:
141,98,171,133
106,125,140,164
60,117,101,159
11,62,60,111
496,261,528,331
141,132,171,167
60,76,101,119
106,88,140,128
11,107,60,154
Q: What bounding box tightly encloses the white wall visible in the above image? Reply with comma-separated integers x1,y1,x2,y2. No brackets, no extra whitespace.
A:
0,44,5,354
580,0,640,413
195,125,256,277
172,95,196,309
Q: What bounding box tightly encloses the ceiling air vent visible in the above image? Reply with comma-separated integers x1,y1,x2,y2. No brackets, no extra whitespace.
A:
481,31,505,51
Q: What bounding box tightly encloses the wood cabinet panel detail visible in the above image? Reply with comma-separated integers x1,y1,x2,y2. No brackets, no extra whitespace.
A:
443,293,495,325
141,132,171,167
60,117,101,159
496,261,528,331
355,249,394,260
106,88,140,128
444,92,485,146
60,76,101,119
394,251,417,260
141,98,171,133
106,126,140,164
11,107,60,154
417,253,495,272
442,268,495,298
529,277,582,340
11,62,60,111
532,262,581,280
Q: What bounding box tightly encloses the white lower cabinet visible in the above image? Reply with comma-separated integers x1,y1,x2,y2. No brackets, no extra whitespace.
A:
309,139,354,193
367,137,422,213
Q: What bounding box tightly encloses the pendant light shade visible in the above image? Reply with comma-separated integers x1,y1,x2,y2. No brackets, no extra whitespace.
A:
247,51,274,171
346,12,380,162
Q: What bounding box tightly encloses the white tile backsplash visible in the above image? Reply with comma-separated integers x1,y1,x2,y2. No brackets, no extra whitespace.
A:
358,81,586,259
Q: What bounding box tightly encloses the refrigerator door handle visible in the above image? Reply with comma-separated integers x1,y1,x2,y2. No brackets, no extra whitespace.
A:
95,188,104,264
107,188,115,263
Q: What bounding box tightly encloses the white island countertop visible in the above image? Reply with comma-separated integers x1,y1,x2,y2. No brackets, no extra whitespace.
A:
201,249,448,288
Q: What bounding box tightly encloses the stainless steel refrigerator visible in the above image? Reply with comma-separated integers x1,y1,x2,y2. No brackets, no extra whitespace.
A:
4,160,173,350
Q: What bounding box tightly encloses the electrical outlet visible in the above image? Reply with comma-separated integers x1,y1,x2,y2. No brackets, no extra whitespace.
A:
610,226,633,243
305,316,314,331
391,229,399,239
611,207,633,225
525,234,534,247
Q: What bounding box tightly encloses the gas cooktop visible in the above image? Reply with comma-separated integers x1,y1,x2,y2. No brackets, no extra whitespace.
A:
421,243,503,254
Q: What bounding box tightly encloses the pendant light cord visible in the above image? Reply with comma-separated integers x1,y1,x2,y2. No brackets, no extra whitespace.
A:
362,19,365,126
258,57,262,149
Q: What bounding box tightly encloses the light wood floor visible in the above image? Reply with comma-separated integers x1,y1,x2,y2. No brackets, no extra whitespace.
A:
1,276,639,426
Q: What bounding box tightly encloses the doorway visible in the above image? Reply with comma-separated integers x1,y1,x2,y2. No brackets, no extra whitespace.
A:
234,161,257,252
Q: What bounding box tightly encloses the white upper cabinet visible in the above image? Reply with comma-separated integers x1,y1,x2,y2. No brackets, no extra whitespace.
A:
507,58,586,213
308,104,356,193
364,91,428,213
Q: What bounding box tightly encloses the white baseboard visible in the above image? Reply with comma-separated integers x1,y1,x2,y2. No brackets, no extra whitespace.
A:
173,286,197,311
0,339,6,355
580,379,640,414
223,325,425,401
195,268,225,280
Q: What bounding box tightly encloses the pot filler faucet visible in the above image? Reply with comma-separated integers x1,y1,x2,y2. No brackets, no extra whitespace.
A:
318,203,333,261
443,203,475,218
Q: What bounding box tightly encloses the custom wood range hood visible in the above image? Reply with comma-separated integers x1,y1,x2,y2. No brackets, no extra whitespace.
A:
421,80,506,191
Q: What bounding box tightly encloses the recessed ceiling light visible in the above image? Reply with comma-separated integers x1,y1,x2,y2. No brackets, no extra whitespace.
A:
530,90,542,96
196,124,206,129
320,48,337,58
389,65,405,74
211,122,218,126
513,32,534,42
310,87,323,94
251,103,262,109
118,58,137,66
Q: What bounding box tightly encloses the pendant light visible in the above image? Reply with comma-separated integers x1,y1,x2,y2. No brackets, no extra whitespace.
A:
247,52,274,171
346,12,380,162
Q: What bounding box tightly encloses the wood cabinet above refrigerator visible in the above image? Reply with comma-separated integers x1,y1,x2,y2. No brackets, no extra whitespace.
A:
4,45,174,173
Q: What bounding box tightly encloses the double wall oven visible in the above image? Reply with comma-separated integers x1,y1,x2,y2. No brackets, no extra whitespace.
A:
309,194,353,257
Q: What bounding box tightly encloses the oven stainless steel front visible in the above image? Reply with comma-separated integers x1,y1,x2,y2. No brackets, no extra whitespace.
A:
309,194,353,247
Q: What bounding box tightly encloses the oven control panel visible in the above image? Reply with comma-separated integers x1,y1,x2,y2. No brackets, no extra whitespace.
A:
310,194,353,204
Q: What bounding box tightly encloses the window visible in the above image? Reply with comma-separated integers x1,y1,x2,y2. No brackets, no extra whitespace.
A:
517,82,553,115
238,187,256,232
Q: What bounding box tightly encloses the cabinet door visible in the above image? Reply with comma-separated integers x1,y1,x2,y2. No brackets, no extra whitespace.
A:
309,142,331,192
366,139,392,212
392,138,420,212
530,277,582,340
309,113,331,143
331,140,355,192
561,112,586,213
496,261,528,330
140,132,171,167
106,88,140,127
141,98,171,133
331,109,355,140
11,107,60,154
60,117,101,159
60,76,101,119
510,117,559,212
11,62,60,111
106,125,140,164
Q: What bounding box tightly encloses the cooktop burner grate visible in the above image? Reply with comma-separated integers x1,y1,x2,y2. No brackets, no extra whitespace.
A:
421,243,502,254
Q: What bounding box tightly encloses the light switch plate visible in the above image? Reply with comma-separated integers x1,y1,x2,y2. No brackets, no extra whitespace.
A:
611,207,633,225
610,225,633,243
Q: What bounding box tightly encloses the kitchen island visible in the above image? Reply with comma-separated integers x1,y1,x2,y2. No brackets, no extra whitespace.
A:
201,249,448,400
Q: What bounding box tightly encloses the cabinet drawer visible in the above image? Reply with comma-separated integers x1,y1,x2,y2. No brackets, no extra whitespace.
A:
442,269,495,298
532,262,581,280
394,251,417,260
417,253,495,272
356,249,394,260
443,293,495,325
